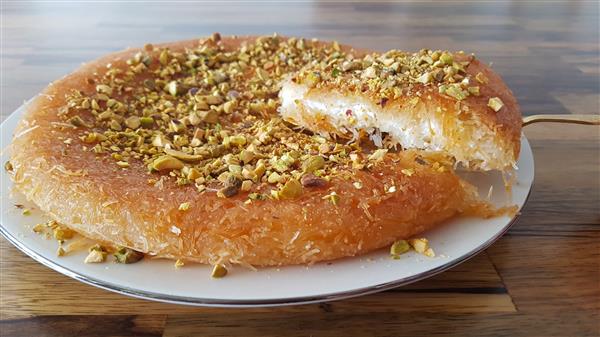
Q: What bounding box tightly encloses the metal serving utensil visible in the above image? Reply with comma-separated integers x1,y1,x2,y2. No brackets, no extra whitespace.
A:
522,114,600,126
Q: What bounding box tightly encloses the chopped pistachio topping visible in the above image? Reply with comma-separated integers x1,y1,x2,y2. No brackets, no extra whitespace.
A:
390,240,410,259
301,173,326,188
151,155,184,171
33,223,45,233
423,247,435,257
84,249,106,263
58,35,476,205
175,259,185,268
278,179,302,199
211,264,228,278
179,202,191,211
53,227,75,240
408,238,429,254
294,48,475,102
488,97,504,112
302,155,325,173
57,246,66,257
114,247,144,264
4,160,13,172
368,149,388,162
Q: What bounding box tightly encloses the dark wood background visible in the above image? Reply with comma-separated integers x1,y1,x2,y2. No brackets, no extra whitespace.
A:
1,2,598,336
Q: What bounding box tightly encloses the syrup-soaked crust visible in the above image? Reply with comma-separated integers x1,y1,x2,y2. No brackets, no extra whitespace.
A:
10,36,499,266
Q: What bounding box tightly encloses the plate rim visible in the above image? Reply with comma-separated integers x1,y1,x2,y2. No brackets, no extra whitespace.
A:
0,101,535,308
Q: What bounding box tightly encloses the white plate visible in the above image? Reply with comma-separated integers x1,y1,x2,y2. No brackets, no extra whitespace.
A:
0,102,534,307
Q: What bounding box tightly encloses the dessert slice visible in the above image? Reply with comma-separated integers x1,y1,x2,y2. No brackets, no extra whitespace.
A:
279,49,522,171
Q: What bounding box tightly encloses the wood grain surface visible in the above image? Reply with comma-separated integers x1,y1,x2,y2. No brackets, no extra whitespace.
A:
1,2,599,337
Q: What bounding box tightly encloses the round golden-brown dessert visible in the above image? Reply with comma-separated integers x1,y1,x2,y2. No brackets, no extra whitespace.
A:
9,35,507,267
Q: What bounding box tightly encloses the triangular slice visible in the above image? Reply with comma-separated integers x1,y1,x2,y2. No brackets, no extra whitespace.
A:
279,49,521,171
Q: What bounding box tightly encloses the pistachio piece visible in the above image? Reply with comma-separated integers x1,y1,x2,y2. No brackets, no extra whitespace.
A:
140,116,154,127
163,148,203,162
4,161,13,172
205,95,224,105
159,49,169,65
151,155,184,171
187,168,202,180
302,155,325,173
424,247,435,257
68,116,88,127
390,240,410,259
488,97,504,112
267,172,281,184
229,135,246,146
223,100,237,114
169,119,186,133
116,161,129,168
440,53,453,65
304,72,321,87
211,264,228,278
239,150,255,163
124,116,141,129
197,110,219,123
84,249,106,264
341,60,361,71
408,238,429,254
361,66,377,79
416,72,431,84
114,247,144,264
174,259,185,268
228,164,242,174
82,132,107,143
368,149,388,161
53,227,74,241
32,223,45,233
217,176,242,198
444,85,468,101
109,119,122,131
97,110,113,121
166,81,178,96
96,84,113,95
179,202,191,211
301,173,326,187
241,180,253,192
278,179,302,199
467,86,480,96
256,68,270,81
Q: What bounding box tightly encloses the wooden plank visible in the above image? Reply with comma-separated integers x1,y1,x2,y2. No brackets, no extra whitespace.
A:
161,311,597,337
0,315,166,337
487,236,600,313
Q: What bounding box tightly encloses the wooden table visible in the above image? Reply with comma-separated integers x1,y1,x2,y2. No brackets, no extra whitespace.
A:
1,2,598,336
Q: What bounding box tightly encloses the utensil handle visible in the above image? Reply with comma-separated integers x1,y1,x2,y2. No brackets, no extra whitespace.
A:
522,114,600,126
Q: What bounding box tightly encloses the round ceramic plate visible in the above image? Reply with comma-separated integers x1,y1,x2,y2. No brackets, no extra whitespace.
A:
0,101,534,307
